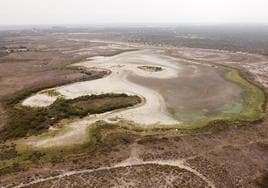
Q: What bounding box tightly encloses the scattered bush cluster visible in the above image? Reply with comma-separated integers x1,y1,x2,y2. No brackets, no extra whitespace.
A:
0,93,141,140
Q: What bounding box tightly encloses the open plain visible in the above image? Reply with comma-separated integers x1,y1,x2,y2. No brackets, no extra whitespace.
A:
0,27,267,188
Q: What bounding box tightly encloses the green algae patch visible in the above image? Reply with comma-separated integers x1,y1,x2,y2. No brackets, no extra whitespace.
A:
179,66,266,130
225,68,265,121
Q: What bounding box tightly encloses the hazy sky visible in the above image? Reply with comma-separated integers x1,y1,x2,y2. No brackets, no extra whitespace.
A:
0,0,268,25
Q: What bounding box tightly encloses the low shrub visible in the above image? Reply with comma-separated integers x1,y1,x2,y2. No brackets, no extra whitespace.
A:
0,94,141,141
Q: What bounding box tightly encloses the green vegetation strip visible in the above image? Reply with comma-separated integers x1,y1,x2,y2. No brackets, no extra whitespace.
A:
0,122,139,175
225,68,265,120
0,94,141,141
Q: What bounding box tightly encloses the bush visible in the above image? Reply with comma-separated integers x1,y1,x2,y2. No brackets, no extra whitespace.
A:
0,94,141,141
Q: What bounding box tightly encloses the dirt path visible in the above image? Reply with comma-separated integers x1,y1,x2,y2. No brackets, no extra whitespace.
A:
8,137,268,188
12,147,216,188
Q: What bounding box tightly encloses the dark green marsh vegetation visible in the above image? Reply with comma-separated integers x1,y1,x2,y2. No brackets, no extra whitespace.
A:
0,93,141,141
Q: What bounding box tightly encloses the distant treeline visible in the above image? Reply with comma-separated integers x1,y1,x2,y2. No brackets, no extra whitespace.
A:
66,24,268,55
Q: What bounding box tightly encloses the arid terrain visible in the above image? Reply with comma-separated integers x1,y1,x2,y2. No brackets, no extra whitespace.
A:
0,27,267,188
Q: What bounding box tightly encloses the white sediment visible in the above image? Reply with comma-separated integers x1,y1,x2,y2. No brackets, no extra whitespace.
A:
22,94,57,107
22,50,181,147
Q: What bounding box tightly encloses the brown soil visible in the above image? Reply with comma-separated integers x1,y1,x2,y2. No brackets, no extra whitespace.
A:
138,65,163,72
72,96,141,111
0,32,268,188
25,165,208,188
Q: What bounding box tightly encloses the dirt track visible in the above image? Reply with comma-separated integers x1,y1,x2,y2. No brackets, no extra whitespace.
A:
13,154,215,188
